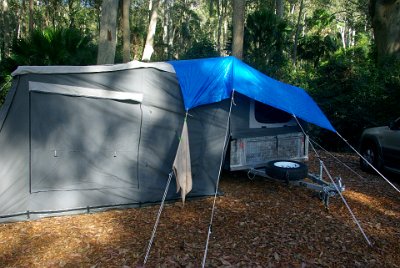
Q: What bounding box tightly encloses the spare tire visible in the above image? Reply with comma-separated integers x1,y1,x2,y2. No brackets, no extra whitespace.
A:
266,160,308,181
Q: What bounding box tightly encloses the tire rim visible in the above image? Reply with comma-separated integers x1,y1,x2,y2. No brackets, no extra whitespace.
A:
273,161,300,169
363,149,374,166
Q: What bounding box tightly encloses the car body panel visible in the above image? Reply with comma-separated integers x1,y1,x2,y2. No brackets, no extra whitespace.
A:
359,117,400,174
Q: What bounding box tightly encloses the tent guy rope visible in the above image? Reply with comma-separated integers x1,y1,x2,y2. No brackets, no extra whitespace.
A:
308,137,365,180
336,132,400,194
201,91,236,268
293,115,372,246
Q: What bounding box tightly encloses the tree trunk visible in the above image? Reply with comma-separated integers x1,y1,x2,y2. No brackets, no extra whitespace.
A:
0,0,4,60
222,0,228,54
122,0,131,62
142,0,160,61
1,0,10,59
232,0,245,59
216,0,223,52
19,0,27,38
339,23,347,49
276,0,284,18
97,0,119,65
292,0,304,66
289,0,296,15
51,0,59,28
68,0,76,28
43,0,50,28
350,29,356,47
29,0,33,32
162,0,173,59
369,0,400,61
162,0,168,57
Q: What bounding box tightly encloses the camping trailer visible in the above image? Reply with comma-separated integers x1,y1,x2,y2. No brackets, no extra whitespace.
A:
0,57,334,221
227,94,308,171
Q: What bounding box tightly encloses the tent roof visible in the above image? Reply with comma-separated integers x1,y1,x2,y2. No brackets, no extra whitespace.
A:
11,56,335,132
11,60,175,76
169,56,335,132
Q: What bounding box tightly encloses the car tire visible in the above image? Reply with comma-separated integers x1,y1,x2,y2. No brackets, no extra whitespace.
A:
266,160,308,181
359,142,382,172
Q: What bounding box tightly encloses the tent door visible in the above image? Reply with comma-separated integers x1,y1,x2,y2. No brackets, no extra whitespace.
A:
29,85,142,193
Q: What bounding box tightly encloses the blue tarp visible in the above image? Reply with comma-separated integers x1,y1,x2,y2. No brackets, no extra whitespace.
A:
169,56,335,133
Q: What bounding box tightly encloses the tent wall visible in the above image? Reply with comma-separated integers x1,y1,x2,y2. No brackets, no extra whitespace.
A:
0,78,30,216
186,100,230,195
0,67,229,221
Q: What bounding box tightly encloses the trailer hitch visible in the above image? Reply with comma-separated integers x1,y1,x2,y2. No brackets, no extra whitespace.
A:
297,175,345,209
247,160,345,209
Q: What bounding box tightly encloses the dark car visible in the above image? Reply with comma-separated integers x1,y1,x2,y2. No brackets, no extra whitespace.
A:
359,117,400,174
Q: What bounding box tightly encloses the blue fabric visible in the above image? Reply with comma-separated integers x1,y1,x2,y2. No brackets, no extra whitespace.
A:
168,57,233,110
169,56,335,132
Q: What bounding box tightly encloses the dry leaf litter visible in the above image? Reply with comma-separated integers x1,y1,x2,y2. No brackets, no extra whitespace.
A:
0,152,399,267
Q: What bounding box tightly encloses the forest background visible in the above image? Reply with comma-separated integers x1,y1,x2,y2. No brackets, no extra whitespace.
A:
0,0,399,149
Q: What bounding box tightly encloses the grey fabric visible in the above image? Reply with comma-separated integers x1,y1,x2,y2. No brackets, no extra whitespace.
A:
173,120,193,203
12,60,175,76
0,77,30,216
187,100,230,196
0,79,19,132
29,81,143,102
0,65,229,221
30,92,141,192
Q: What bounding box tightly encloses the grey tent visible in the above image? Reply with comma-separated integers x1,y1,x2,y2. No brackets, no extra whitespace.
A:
0,61,228,221
0,57,334,221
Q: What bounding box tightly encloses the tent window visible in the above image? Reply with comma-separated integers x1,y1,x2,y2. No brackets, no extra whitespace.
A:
254,101,292,124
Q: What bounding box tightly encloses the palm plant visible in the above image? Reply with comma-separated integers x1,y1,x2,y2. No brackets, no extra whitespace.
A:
244,8,290,78
0,27,97,106
10,27,97,66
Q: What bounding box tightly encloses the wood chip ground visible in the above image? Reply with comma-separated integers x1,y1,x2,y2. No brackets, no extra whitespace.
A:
0,152,399,267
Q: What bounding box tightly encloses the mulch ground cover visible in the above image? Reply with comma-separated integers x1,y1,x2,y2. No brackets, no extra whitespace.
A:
0,152,399,267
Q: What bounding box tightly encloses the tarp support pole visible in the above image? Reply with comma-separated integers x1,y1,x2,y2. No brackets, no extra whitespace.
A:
293,115,372,246
143,172,173,266
201,91,235,268
29,91,32,194
319,159,372,246
143,111,192,266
